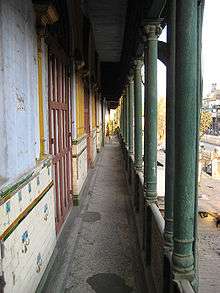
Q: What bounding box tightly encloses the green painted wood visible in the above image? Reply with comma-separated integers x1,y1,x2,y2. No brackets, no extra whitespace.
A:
173,0,198,280
134,59,143,170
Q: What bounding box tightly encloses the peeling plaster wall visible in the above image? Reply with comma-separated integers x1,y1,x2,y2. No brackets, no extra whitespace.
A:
0,0,39,181
0,1,7,181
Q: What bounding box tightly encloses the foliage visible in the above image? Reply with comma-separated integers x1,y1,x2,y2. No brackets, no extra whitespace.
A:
200,111,212,138
157,97,166,145
156,101,212,144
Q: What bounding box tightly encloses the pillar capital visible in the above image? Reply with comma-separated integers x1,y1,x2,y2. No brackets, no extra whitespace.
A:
143,21,162,41
134,57,144,69
128,75,134,83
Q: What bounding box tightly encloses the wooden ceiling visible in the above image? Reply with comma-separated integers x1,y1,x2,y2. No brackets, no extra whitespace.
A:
87,0,127,63
86,0,167,107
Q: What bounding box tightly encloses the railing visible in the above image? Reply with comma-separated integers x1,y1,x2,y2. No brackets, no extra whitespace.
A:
150,203,164,293
119,135,195,293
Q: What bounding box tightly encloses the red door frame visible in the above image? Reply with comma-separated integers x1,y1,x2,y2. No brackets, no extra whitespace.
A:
48,50,73,234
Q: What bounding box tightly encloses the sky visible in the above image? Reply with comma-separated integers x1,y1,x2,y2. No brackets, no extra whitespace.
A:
202,0,220,97
157,0,220,98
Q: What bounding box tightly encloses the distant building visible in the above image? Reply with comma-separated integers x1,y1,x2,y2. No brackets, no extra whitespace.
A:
202,83,220,133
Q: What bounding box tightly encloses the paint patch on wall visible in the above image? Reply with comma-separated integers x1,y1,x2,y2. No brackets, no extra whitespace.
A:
16,92,25,112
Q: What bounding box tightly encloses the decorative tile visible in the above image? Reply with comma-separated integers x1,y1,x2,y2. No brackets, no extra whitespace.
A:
21,230,28,243
0,206,8,234
1,158,56,292
18,191,22,202
43,203,49,221
36,252,43,273
21,230,30,254
28,183,31,193
12,272,16,286
17,191,23,212
5,201,11,214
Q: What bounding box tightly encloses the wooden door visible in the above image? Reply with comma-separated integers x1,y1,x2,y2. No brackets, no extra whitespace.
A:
48,52,73,233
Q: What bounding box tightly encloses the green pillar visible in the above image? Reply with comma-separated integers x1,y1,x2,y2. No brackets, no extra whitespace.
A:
144,23,161,203
134,59,143,170
128,77,134,154
126,86,129,147
164,0,176,251
172,0,198,280
193,3,205,290
124,96,128,145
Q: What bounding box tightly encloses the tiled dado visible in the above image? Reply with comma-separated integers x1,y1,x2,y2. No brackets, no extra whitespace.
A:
0,157,53,238
3,186,56,293
0,157,56,293
92,128,97,163
96,126,102,151
72,134,88,203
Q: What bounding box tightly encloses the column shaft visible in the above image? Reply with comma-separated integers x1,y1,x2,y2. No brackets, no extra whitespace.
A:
164,0,176,250
101,98,105,147
193,3,205,289
126,87,130,147
123,98,125,141
144,24,161,202
134,60,143,170
121,98,123,139
124,97,128,145
173,0,198,278
128,79,134,154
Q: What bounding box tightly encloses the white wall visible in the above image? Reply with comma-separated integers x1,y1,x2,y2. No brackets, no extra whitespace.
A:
0,0,39,181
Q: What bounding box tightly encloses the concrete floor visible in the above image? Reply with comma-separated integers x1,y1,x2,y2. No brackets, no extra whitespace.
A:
42,141,147,293
199,215,220,293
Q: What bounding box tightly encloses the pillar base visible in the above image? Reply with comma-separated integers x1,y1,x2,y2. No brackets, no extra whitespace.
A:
172,252,194,278
164,231,173,251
